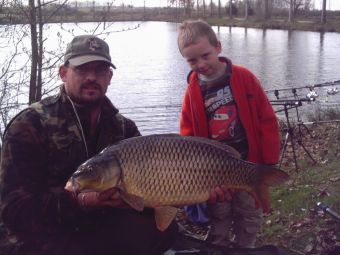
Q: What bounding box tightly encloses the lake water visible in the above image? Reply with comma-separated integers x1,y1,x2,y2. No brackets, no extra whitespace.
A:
1,21,340,135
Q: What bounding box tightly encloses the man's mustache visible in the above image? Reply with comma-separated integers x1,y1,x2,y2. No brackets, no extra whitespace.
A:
80,83,102,92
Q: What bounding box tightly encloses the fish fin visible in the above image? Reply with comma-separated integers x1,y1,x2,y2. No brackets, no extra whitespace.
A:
261,165,290,186
251,183,270,213
119,190,145,211
113,134,180,146
252,165,290,213
154,206,178,231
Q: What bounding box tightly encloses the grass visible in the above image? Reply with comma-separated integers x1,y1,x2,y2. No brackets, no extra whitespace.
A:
257,122,340,254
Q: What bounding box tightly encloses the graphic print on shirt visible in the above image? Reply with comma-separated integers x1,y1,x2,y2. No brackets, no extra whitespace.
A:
203,86,244,146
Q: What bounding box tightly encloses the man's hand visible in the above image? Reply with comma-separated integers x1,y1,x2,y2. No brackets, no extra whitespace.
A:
207,186,234,204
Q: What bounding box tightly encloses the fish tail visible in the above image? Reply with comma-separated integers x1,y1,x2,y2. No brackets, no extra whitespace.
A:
252,165,289,213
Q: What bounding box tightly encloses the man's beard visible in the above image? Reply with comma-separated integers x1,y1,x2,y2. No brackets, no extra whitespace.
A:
76,97,103,108
72,82,105,108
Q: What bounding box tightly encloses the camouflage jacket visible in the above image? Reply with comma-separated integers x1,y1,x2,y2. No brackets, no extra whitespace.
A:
0,86,140,239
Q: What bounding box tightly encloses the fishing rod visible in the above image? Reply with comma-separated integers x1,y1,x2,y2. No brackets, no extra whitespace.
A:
317,202,340,221
299,120,340,125
265,79,340,93
270,97,315,112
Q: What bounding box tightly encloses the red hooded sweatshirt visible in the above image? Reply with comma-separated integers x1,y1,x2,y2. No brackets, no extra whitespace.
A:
180,58,280,164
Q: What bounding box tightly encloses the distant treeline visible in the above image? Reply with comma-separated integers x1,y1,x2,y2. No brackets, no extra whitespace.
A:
1,1,340,25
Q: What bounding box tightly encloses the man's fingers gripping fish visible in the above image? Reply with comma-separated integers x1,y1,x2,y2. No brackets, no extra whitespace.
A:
66,134,289,231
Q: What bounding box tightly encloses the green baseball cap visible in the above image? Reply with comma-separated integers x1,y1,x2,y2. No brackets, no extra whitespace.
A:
64,35,116,69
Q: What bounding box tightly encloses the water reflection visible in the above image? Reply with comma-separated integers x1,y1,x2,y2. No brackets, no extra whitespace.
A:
1,21,339,135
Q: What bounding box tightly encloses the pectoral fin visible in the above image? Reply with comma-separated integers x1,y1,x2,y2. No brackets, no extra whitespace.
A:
154,206,178,231
119,190,145,211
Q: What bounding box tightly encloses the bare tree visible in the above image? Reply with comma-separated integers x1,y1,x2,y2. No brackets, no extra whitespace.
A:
29,0,38,104
1,1,32,140
228,0,232,18
321,0,326,24
185,0,194,17
26,0,70,104
0,0,129,143
283,0,309,19
264,0,270,20
0,29,26,140
203,0,206,17
168,0,195,18
289,0,293,22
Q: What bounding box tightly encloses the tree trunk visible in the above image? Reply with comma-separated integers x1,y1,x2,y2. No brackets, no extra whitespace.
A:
92,1,95,20
36,0,43,102
289,0,293,23
245,0,248,20
218,0,221,18
229,0,232,19
186,0,192,18
29,0,38,105
203,0,206,17
264,0,270,20
321,0,327,24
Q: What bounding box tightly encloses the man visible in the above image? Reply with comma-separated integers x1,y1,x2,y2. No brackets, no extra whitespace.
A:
0,35,177,255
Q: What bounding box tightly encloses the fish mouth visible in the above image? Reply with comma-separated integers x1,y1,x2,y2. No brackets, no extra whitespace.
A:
65,177,81,196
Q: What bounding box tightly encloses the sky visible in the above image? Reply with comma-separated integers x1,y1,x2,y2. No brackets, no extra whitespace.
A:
66,0,340,10
315,0,340,10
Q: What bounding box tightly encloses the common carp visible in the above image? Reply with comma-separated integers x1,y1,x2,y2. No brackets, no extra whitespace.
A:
66,134,289,231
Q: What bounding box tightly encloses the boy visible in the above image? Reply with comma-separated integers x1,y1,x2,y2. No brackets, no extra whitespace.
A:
178,20,280,248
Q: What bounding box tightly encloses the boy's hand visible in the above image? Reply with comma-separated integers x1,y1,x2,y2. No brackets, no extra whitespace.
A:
207,186,234,204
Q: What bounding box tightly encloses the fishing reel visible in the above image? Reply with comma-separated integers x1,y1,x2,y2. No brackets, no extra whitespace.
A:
326,87,339,95
317,202,340,221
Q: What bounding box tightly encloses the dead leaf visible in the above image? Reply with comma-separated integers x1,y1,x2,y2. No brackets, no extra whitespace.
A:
304,243,314,253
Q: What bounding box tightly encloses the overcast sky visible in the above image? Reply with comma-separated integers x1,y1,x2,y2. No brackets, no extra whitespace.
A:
67,0,340,10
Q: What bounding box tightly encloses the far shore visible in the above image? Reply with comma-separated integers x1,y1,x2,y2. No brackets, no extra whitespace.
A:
2,7,340,33
204,16,340,33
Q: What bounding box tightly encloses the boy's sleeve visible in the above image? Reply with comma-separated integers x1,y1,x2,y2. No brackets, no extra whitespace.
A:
180,89,194,136
255,83,281,164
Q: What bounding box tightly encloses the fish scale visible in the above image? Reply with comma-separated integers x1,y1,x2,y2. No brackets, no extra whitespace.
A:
113,135,258,207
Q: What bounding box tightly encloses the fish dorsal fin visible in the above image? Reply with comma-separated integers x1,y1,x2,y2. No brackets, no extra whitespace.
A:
112,134,180,146
111,134,240,159
154,206,178,231
183,136,241,159
142,134,241,159
118,189,144,211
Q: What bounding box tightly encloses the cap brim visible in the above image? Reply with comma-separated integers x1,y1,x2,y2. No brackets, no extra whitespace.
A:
68,55,116,69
